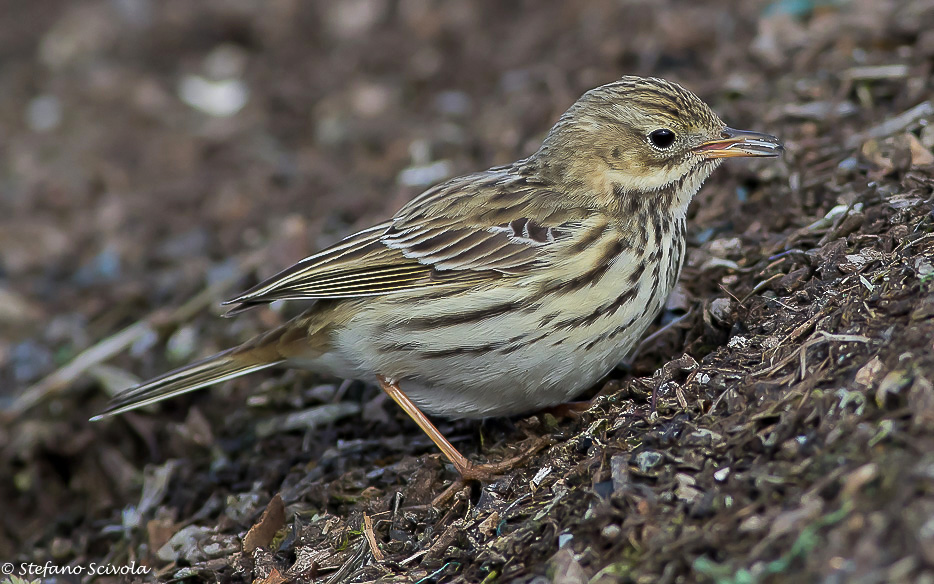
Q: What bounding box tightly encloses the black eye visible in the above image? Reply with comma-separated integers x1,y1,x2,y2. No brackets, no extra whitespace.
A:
649,128,676,149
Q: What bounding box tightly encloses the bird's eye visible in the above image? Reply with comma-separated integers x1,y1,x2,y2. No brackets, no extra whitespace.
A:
649,128,676,149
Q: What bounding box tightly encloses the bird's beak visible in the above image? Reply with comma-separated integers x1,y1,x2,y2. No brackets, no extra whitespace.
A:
695,127,784,159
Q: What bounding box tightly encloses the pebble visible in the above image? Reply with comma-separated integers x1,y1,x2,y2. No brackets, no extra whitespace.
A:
708,298,733,326
11,340,54,383
26,95,62,132
634,450,664,473
601,524,621,539
178,75,249,117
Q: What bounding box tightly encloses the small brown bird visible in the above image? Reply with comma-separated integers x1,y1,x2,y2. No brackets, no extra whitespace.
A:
93,76,782,479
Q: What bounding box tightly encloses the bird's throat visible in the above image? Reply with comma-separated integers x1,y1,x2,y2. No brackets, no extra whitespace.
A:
604,159,721,220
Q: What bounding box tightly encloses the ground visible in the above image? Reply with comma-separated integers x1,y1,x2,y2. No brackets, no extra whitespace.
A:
2,1,934,582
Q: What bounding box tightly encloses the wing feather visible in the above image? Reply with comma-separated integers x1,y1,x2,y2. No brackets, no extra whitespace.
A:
223,168,584,312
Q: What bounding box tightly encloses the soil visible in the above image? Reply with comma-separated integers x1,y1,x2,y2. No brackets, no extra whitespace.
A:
2,1,934,583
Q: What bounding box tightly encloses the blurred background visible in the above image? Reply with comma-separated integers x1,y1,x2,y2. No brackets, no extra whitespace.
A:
1,0,932,578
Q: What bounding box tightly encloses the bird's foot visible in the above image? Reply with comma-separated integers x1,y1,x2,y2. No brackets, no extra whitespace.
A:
431,437,549,507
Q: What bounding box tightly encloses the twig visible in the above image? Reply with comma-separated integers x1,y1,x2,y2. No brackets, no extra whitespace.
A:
844,64,910,81
325,539,369,584
754,330,869,380
362,513,384,562
741,272,785,302
896,232,934,253
398,549,427,567
431,481,471,509
424,519,464,563
764,304,834,362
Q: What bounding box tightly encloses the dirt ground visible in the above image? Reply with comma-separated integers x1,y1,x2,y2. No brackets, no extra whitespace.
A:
2,0,934,582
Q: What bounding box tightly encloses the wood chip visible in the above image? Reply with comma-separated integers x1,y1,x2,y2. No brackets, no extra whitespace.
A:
242,494,286,554
477,511,500,538
362,513,384,562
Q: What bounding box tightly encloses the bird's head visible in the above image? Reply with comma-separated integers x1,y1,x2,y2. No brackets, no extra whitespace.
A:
538,76,782,215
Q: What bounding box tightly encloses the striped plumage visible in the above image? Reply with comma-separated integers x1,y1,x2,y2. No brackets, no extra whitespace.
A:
94,77,781,475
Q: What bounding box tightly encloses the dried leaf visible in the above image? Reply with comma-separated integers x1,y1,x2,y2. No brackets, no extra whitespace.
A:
254,566,288,584
243,494,286,554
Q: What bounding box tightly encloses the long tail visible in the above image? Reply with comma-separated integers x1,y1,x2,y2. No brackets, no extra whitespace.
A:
90,348,285,420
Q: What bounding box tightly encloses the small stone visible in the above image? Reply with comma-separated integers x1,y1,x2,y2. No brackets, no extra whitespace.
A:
178,75,249,117
854,356,883,387
707,237,743,258
601,524,621,539
634,450,664,473
26,94,62,132
684,428,723,447
708,298,733,326
837,156,859,171
876,369,912,407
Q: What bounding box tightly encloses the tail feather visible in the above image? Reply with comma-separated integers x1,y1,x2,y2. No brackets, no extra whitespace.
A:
90,348,284,420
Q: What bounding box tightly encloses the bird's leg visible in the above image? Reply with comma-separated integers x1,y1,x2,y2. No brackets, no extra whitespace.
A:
376,375,471,475
376,375,533,481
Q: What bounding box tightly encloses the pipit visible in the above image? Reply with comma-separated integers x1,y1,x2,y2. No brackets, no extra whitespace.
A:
93,76,782,480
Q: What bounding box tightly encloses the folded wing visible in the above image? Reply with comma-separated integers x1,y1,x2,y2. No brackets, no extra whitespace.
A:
223,169,582,314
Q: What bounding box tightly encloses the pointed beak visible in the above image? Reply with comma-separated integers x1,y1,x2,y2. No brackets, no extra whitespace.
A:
695,127,784,159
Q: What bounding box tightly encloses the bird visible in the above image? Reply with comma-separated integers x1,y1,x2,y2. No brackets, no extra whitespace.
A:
92,76,782,480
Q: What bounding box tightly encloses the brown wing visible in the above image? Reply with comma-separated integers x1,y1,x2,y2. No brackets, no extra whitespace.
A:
223,168,583,313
